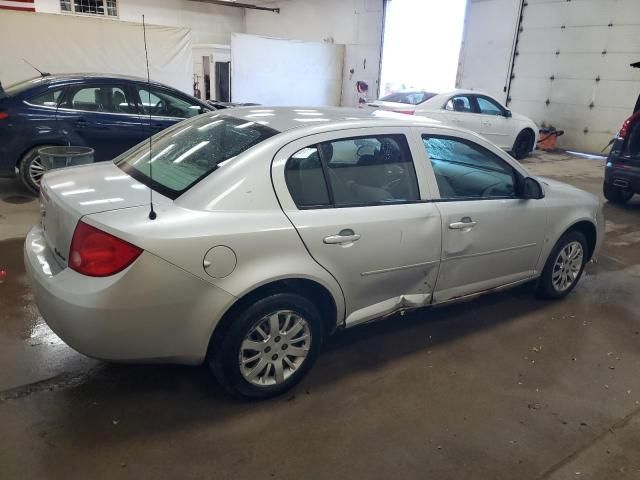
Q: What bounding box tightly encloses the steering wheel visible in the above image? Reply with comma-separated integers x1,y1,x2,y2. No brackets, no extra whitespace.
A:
154,99,166,113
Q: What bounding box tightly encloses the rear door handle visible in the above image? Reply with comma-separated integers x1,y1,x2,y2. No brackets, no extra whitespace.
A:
323,229,361,244
74,118,89,128
449,217,477,230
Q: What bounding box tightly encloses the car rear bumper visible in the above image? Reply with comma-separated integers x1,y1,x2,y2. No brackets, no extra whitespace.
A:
24,225,236,364
605,161,640,192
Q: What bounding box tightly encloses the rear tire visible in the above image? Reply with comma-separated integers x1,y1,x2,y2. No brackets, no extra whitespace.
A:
603,182,634,204
19,145,53,194
209,293,324,400
537,231,588,300
512,130,534,160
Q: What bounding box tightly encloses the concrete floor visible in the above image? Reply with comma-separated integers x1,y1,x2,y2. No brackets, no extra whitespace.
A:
1,151,639,479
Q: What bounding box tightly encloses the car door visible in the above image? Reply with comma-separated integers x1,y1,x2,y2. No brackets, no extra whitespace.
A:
418,131,547,303
56,83,146,161
473,95,515,149
272,127,442,327
442,94,482,133
134,85,207,134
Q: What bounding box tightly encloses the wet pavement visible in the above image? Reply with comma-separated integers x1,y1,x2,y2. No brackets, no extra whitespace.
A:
1,152,639,479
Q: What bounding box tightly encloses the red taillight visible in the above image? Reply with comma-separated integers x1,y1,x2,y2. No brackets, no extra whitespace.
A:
393,110,415,115
69,221,142,277
0,112,8,120
619,111,640,139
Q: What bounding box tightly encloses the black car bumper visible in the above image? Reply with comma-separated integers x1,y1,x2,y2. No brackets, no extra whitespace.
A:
605,163,640,192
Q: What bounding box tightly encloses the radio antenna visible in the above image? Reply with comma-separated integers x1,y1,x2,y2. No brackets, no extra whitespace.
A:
142,15,157,220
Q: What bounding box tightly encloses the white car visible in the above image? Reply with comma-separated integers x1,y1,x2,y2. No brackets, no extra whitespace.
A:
366,90,438,115
370,90,539,159
25,107,602,399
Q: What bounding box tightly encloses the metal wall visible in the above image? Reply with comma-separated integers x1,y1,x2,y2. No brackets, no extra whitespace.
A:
459,0,640,153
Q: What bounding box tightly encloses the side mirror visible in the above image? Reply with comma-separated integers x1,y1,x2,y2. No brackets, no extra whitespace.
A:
522,177,544,199
504,109,512,118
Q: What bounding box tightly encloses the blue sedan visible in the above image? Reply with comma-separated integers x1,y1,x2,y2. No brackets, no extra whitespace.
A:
0,73,212,192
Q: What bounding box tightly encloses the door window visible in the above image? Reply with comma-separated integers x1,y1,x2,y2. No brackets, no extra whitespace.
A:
422,136,517,199
136,87,203,119
444,95,473,113
27,89,64,108
476,96,504,116
65,85,136,114
285,134,420,208
285,147,331,208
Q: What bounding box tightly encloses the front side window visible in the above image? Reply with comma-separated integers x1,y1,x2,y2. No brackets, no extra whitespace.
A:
476,96,504,116
445,95,473,113
136,87,203,119
27,89,64,108
285,134,420,208
423,136,517,199
65,85,135,114
117,115,278,199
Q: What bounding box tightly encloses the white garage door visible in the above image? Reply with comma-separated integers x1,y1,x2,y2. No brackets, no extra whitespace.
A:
508,0,640,153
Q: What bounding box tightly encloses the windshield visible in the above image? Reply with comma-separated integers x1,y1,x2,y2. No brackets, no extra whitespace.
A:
2,77,48,97
379,91,437,105
117,114,279,199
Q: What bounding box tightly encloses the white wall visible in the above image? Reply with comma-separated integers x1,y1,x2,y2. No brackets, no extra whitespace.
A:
245,0,384,107
458,0,640,153
0,10,193,92
35,0,244,44
231,33,345,106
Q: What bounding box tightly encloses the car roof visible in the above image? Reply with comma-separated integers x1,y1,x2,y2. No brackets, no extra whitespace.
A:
223,106,442,132
18,73,172,90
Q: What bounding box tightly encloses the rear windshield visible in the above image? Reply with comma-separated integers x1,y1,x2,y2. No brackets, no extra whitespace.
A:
116,114,278,199
2,77,48,97
379,91,437,105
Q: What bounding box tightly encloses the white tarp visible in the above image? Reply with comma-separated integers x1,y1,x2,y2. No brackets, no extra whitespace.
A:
231,33,345,106
0,10,192,94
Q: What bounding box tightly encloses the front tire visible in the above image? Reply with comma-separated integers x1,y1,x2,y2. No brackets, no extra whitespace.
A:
603,182,634,204
19,145,53,194
537,231,588,299
512,130,534,160
209,293,324,400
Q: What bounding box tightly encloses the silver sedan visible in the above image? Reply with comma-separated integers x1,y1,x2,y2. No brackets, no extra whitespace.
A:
24,107,604,399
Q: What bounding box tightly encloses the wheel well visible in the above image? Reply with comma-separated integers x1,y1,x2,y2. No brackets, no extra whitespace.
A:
209,279,339,353
567,221,597,260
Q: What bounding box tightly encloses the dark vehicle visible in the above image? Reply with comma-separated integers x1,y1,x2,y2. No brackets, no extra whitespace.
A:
0,73,212,192
603,62,640,204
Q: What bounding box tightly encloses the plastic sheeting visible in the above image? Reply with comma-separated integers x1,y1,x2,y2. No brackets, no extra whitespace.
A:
231,33,345,106
0,10,192,94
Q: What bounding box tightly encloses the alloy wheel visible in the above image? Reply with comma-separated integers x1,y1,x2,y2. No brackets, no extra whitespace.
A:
551,241,584,292
28,154,46,188
239,310,312,387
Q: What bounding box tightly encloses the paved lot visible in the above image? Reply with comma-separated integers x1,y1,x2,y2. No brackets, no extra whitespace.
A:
0,151,639,479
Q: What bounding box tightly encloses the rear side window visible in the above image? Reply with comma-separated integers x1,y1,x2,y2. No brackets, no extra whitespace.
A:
27,89,64,108
423,135,517,199
285,147,331,208
445,96,473,113
117,115,278,199
65,85,137,114
285,134,420,208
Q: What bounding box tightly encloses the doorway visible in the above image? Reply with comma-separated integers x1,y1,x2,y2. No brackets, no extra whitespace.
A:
380,0,467,97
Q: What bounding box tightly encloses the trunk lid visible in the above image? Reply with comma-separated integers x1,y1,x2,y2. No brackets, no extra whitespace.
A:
39,162,169,268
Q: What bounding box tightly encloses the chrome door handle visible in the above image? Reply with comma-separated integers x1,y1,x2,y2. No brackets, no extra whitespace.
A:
449,220,477,230
323,229,361,244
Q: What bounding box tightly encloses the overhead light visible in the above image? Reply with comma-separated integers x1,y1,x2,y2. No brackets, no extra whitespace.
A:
188,0,280,13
